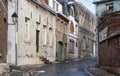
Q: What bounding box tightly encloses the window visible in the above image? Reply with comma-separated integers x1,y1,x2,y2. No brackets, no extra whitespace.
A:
64,24,67,34
53,0,55,9
56,3,59,12
70,40,74,54
60,21,63,32
25,17,30,42
70,6,74,16
76,41,78,47
106,3,114,13
36,22,40,30
49,28,53,46
43,25,47,45
36,30,40,52
76,25,78,35
83,36,86,51
70,21,74,33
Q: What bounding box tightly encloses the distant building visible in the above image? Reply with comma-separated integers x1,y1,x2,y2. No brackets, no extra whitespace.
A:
0,0,8,74
94,0,120,67
67,1,79,59
78,2,97,58
8,0,56,66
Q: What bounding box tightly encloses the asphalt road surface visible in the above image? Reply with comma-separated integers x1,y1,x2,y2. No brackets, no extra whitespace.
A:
27,58,97,76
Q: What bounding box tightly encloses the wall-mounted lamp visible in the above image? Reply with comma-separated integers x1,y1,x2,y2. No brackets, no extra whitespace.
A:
9,12,18,25
12,12,18,23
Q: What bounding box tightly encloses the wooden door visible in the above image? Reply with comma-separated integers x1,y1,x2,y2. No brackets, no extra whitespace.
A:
56,42,63,60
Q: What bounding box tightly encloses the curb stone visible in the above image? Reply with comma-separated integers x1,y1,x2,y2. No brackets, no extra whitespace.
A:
84,64,97,76
84,67,94,76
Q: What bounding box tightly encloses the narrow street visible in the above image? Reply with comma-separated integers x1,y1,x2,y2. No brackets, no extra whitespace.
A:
26,58,96,76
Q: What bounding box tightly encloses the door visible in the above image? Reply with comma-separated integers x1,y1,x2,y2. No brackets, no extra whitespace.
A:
56,42,63,60
36,30,39,52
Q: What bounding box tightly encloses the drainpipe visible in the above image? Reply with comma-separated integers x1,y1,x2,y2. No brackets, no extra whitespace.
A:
94,4,99,66
96,19,99,66
55,13,58,61
15,0,18,66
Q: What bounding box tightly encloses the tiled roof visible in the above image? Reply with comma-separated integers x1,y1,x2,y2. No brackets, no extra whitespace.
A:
32,0,55,15
93,0,114,4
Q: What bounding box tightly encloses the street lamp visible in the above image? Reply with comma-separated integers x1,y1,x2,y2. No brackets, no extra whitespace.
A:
7,12,18,66
11,12,18,24
9,12,18,25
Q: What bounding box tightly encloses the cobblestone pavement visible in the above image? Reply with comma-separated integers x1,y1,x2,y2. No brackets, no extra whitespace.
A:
1,58,97,76
25,58,96,76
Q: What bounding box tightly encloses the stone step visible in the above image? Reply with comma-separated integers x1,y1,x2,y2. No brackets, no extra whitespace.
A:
0,63,9,75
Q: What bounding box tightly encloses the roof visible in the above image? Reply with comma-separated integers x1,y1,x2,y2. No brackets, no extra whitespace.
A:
78,2,95,18
93,0,115,4
31,0,55,15
56,12,69,22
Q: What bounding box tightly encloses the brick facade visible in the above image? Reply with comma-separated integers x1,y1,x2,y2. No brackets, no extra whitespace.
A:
0,0,7,63
108,14,120,35
98,12,120,67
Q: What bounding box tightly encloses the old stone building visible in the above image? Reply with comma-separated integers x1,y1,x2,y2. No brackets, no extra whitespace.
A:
8,0,56,66
94,0,120,68
67,1,79,59
56,0,79,59
45,0,69,61
56,13,69,61
78,2,96,58
0,0,8,74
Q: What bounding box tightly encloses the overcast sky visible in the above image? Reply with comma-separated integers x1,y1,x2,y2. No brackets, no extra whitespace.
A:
75,0,95,14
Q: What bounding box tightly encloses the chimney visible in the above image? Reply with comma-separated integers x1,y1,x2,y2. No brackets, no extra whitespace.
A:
45,0,49,5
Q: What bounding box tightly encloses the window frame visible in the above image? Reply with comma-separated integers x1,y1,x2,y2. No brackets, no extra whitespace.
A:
24,17,30,42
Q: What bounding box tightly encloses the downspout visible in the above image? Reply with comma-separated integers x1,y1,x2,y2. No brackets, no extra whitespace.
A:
55,13,57,61
94,4,99,66
15,0,18,66
96,16,99,66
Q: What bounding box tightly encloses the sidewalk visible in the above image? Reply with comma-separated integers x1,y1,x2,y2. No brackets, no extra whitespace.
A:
86,65,117,76
0,64,47,76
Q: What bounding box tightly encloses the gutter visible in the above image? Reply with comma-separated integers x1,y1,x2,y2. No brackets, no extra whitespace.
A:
93,0,115,4
56,12,69,22
15,0,19,66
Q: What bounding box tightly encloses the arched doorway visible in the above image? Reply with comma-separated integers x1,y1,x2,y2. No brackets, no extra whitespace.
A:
56,41,63,60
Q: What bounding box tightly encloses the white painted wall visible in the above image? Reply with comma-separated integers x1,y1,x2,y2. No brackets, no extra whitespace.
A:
49,0,54,8
8,0,56,66
68,35,78,58
49,0,62,13
7,0,17,65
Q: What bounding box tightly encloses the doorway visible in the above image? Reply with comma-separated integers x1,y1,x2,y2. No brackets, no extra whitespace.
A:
56,42,63,60
36,30,40,52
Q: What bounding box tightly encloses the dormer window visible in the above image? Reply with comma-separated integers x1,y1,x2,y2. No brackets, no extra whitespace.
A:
106,3,114,13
